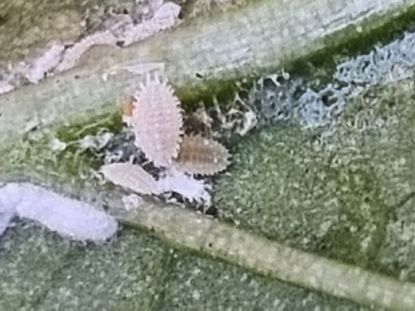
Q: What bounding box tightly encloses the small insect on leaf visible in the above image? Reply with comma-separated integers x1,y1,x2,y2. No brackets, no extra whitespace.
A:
131,74,183,167
173,134,230,175
101,162,160,195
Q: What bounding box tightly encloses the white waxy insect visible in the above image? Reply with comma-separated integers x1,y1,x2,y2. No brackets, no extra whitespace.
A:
101,162,160,195
172,134,230,175
131,74,183,167
158,169,212,204
0,183,117,242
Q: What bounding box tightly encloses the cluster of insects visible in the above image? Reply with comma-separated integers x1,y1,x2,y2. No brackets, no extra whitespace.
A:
100,74,231,206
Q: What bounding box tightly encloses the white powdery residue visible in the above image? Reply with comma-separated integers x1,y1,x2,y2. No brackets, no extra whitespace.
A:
334,32,415,86
157,169,211,205
295,88,331,128
25,42,65,83
239,109,258,136
255,32,415,129
306,32,415,127
78,135,97,150
48,137,67,152
121,2,181,46
122,194,144,211
78,132,113,151
152,2,181,27
150,0,164,13
0,80,15,95
56,30,118,73
0,183,117,242
55,2,180,73
120,21,158,46
97,132,114,149
104,14,135,39
0,194,16,236
0,1,180,92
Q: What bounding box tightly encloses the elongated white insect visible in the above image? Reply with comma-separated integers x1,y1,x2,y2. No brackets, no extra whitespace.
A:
0,183,117,242
101,162,160,195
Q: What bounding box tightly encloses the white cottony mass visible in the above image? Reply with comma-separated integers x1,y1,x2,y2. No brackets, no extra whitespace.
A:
0,183,117,242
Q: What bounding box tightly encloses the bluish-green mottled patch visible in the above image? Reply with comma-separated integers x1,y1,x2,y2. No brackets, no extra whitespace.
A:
214,79,415,279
